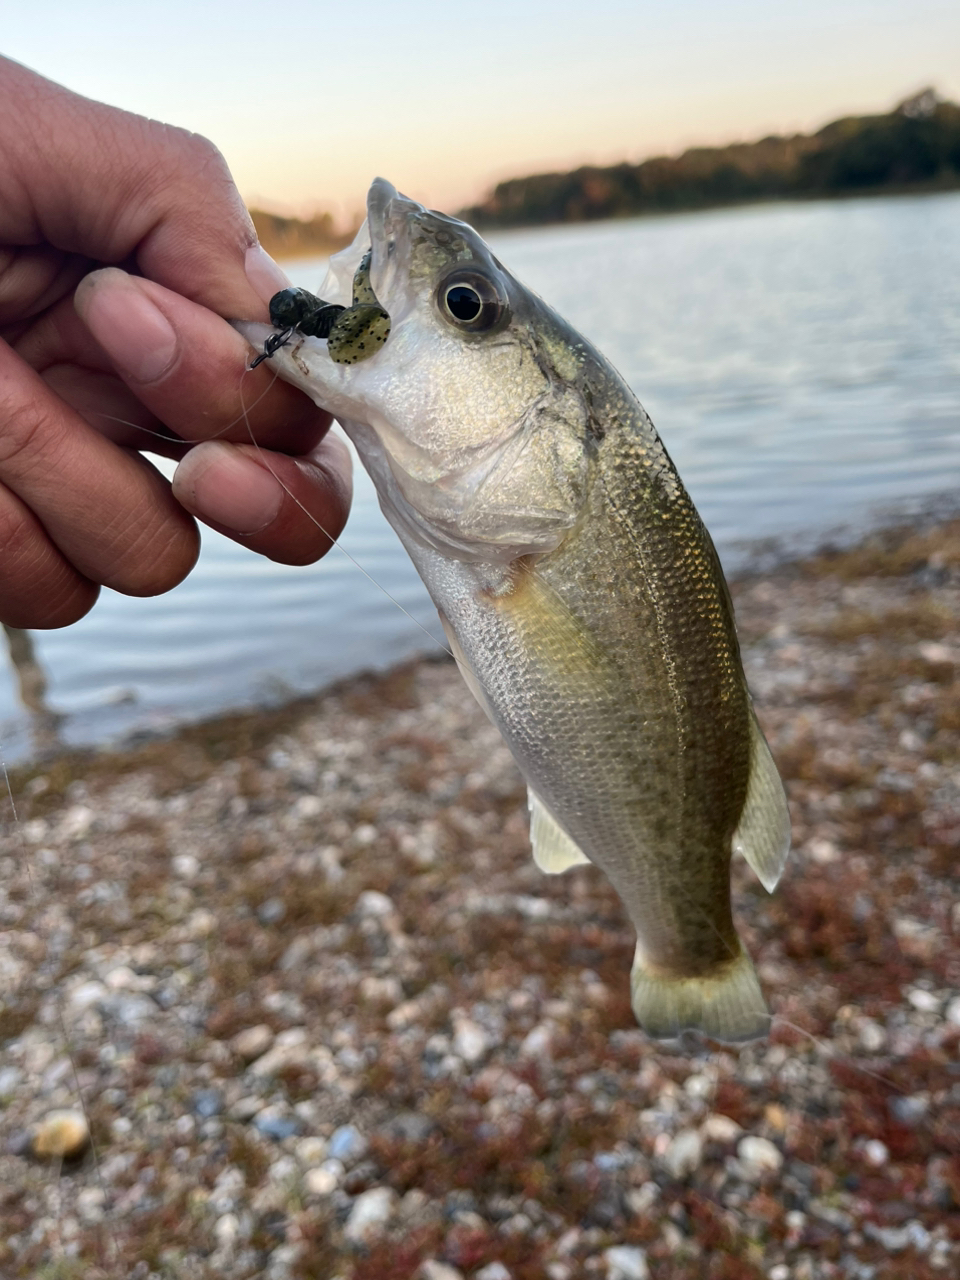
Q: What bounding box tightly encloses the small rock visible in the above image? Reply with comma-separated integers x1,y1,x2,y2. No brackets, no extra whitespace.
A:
519,1022,552,1058
863,1139,889,1167
257,897,286,925
419,1262,464,1280
343,1186,396,1242
67,980,108,1016
328,1124,369,1165
304,1163,341,1196
856,1018,887,1052
660,1129,703,1179
906,987,940,1013
191,1089,223,1119
295,1136,328,1166
451,1016,490,1064
890,1094,928,1127
254,1108,299,1141
76,1186,105,1223
172,853,199,879
0,1065,23,1096
214,1212,240,1246
31,1110,90,1159
736,1135,783,1176
475,1265,511,1280
945,996,960,1026
356,889,393,917
604,1245,649,1280
625,1183,659,1215
231,1024,274,1062
701,1113,742,1143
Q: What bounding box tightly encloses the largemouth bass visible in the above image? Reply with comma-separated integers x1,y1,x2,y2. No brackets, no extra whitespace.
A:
238,179,791,1044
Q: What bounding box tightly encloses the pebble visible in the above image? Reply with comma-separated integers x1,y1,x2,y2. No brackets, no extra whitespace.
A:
519,1022,553,1058
736,1136,783,1176
356,889,394,917
604,1245,649,1280
863,1138,889,1166
890,1094,929,1127
475,1266,512,1280
906,987,941,1013
944,995,960,1026
30,1110,90,1159
328,1124,369,1165
419,1263,464,1280
701,1113,742,1143
304,1163,341,1196
660,1128,703,1179
343,1186,396,1242
253,1108,299,1141
231,1018,276,1059
452,1016,491,1064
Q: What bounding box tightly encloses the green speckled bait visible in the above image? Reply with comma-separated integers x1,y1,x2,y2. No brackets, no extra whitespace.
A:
265,249,390,367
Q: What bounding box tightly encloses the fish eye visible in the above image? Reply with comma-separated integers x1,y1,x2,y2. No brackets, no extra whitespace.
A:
437,269,508,333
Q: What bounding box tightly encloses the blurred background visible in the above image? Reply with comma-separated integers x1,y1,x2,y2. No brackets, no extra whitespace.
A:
1,0,958,759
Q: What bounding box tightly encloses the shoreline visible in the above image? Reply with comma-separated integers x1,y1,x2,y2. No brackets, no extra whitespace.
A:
1,518,959,1276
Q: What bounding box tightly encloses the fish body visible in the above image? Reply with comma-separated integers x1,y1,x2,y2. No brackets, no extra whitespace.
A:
238,179,790,1043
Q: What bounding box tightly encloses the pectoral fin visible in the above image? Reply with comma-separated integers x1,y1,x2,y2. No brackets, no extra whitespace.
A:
528,789,591,874
732,711,791,893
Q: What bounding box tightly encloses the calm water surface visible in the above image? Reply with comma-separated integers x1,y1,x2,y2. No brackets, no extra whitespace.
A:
2,192,958,757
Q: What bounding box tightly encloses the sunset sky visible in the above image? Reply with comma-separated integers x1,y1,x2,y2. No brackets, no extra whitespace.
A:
5,0,959,222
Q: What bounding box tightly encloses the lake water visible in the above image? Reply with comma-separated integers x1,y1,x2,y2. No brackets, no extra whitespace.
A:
1,192,958,760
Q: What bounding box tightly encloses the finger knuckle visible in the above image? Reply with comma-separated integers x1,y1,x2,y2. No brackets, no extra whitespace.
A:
0,396,59,474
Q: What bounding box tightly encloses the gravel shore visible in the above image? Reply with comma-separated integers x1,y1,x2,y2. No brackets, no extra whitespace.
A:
1,519,959,1279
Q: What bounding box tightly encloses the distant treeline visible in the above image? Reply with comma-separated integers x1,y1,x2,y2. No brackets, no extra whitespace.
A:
461,89,960,229
248,208,355,260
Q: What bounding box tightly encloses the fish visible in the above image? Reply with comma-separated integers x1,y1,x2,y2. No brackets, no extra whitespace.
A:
237,178,791,1044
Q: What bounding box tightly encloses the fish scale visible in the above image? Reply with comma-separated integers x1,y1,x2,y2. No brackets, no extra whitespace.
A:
238,177,791,1044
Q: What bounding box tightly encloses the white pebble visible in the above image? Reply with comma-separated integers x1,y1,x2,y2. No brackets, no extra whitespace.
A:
357,889,394,917
476,1265,512,1280
604,1245,649,1280
419,1263,464,1280
864,1139,889,1167
230,1024,274,1061
344,1186,396,1241
304,1165,339,1196
737,1135,783,1175
172,853,199,879
660,1128,703,1179
519,1022,552,1059
944,996,960,1026
701,1113,743,1143
452,1016,490,1064
906,987,941,1013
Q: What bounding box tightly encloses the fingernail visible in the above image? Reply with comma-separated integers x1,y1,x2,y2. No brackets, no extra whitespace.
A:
245,245,291,305
173,441,283,535
75,268,177,383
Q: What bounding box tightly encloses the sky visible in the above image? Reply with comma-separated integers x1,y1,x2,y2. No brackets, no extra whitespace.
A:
4,0,959,222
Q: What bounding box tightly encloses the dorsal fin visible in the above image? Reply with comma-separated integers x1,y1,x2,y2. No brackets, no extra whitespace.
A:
528,789,591,874
732,711,791,892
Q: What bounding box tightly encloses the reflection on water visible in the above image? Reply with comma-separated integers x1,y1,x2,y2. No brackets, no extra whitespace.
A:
2,626,62,758
0,191,957,759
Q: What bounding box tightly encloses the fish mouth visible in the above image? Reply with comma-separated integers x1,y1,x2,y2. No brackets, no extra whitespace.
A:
365,177,427,310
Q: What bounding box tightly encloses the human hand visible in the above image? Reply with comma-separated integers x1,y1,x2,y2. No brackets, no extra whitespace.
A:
0,57,350,629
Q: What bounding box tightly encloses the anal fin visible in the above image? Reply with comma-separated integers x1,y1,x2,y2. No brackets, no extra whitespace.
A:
529,789,591,875
732,711,791,893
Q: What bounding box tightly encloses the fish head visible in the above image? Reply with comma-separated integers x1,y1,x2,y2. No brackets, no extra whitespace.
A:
241,178,594,563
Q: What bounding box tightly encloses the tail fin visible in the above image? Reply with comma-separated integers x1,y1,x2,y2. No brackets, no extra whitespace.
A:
630,945,770,1044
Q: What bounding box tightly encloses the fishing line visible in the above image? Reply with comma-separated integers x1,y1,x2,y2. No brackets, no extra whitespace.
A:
233,367,454,661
